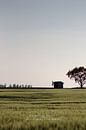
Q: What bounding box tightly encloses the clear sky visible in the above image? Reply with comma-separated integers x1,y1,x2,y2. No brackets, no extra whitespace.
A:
0,0,86,87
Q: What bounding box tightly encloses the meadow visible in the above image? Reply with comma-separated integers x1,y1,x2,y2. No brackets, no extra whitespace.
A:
0,88,86,130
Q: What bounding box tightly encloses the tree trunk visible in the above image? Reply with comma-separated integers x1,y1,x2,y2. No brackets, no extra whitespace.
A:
80,82,83,88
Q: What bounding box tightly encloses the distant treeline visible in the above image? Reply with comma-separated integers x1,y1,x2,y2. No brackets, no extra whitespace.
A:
0,84,32,89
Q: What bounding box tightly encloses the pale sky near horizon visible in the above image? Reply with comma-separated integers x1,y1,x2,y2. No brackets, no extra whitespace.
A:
0,0,86,87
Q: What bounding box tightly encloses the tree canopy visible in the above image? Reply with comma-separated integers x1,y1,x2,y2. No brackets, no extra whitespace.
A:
66,66,86,88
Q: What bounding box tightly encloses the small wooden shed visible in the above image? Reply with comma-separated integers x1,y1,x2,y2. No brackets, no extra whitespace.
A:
52,81,64,88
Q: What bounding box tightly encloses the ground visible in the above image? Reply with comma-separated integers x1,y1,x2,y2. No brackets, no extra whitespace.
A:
0,88,86,130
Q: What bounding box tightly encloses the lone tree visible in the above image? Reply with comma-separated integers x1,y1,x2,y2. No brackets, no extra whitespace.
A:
66,66,86,88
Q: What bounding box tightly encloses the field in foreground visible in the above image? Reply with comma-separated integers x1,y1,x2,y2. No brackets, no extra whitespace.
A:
0,89,86,130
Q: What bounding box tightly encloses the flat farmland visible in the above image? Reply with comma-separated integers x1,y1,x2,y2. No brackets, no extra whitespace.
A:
0,89,86,130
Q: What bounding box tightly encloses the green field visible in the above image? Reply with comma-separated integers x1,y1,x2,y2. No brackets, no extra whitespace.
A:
0,89,86,130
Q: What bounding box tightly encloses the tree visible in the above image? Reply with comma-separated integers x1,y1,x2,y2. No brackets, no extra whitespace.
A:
66,66,86,88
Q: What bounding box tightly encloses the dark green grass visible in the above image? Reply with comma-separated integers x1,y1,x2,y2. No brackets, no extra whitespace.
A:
0,89,86,129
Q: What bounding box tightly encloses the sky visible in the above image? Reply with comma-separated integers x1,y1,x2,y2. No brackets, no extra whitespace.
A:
0,0,86,87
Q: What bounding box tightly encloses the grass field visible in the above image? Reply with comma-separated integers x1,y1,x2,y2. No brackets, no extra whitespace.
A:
0,89,86,130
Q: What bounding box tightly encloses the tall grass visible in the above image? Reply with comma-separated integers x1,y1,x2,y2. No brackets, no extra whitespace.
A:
0,89,86,129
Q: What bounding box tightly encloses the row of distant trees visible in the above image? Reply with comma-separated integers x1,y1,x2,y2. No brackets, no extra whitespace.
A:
0,84,32,89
